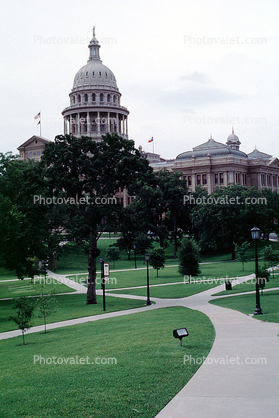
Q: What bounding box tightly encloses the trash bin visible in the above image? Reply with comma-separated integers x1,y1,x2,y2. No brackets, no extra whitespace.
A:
225,281,232,290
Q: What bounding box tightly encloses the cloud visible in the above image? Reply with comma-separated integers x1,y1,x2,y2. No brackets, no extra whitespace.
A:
157,85,243,109
180,71,213,84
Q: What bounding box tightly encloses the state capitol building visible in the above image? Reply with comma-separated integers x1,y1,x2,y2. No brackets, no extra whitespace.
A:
18,28,279,197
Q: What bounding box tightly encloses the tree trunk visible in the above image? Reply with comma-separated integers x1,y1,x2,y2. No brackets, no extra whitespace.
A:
49,254,57,271
22,330,25,345
87,234,98,304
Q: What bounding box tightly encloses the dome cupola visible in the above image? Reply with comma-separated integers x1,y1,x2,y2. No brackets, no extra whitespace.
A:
226,127,241,150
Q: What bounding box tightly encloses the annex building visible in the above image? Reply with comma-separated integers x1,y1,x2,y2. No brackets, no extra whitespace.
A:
150,130,279,193
17,29,279,195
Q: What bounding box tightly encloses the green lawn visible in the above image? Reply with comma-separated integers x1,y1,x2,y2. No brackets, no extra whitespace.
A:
210,290,279,322
213,274,279,296
0,306,215,418
109,282,226,299
67,260,259,292
0,294,145,333
0,278,75,299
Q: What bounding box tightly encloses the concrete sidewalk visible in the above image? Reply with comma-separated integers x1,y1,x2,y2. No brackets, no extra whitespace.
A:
155,284,279,418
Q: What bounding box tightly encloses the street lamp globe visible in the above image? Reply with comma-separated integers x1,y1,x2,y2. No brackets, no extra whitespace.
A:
251,226,260,240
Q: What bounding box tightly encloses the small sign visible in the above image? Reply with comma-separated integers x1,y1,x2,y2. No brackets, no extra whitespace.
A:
104,263,110,277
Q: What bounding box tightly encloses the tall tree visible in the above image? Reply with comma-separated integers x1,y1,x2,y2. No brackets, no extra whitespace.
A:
178,237,201,279
40,133,151,304
149,247,166,277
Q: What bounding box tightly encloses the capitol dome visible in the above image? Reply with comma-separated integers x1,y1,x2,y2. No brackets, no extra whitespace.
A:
72,31,119,93
62,27,129,142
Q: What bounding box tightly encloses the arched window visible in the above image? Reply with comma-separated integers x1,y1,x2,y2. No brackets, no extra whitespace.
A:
84,93,88,102
107,94,110,102
78,95,81,103
72,96,75,104
92,93,96,101
100,93,104,102
113,95,116,103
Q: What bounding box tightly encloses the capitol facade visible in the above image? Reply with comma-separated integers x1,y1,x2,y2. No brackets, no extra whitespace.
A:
17,28,279,195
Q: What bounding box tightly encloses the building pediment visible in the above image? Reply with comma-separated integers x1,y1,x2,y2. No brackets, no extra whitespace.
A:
17,135,51,151
267,157,279,168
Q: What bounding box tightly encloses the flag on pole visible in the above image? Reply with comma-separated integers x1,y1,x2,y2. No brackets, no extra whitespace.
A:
34,112,40,120
148,137,153,143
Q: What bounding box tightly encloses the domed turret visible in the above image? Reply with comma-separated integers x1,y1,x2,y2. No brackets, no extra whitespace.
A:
226,127,241,150
62,27,129,142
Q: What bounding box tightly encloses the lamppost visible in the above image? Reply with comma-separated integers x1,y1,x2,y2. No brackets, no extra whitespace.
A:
133,244,137,269
251,226,262,315
145,253,151,306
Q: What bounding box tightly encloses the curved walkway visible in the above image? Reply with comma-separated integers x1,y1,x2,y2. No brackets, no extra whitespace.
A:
1,272,279,417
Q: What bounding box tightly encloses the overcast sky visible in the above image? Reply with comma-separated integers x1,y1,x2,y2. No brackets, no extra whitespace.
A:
1,0,279,159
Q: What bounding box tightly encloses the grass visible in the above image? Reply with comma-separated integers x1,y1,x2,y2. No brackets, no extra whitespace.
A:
67,260,258,292
109,281,227,299
210,290,279,323
213,273,279,296
0,294,145,333
0,306,215,418
0,278,75,299
1,239,277,279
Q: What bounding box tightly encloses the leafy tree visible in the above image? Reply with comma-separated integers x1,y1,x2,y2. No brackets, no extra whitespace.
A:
9,297,35,345
178,237,201,280
106,246,121,269
258,266,270,294
131,170,189,257
0,153,62,279
190,184,272,258
261,245,279,278
133,233,153,263
234,241,250,271
149,247,166,277
40,133,151,304
117,205,140,260
35,283,57,333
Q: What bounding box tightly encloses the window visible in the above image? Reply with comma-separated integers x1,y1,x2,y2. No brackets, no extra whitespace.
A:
85,71,89,77
197,175,201,185
92,93,96,101
33,152,36,156
37,152,40,156
29,152,32,157
92,71,95,76
235,173,240,184
215,174,218,184
219,173,224,184
113,95,116,103
84,93,88,102
99,71,102,76
72,96,75,104
242,174,247,185
107,94,110,102
187,176,192,186
202,174,207,185
78,95,81,103
273,176,277,187
105,72,108,77
80,72,83,78
100,93,104,102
